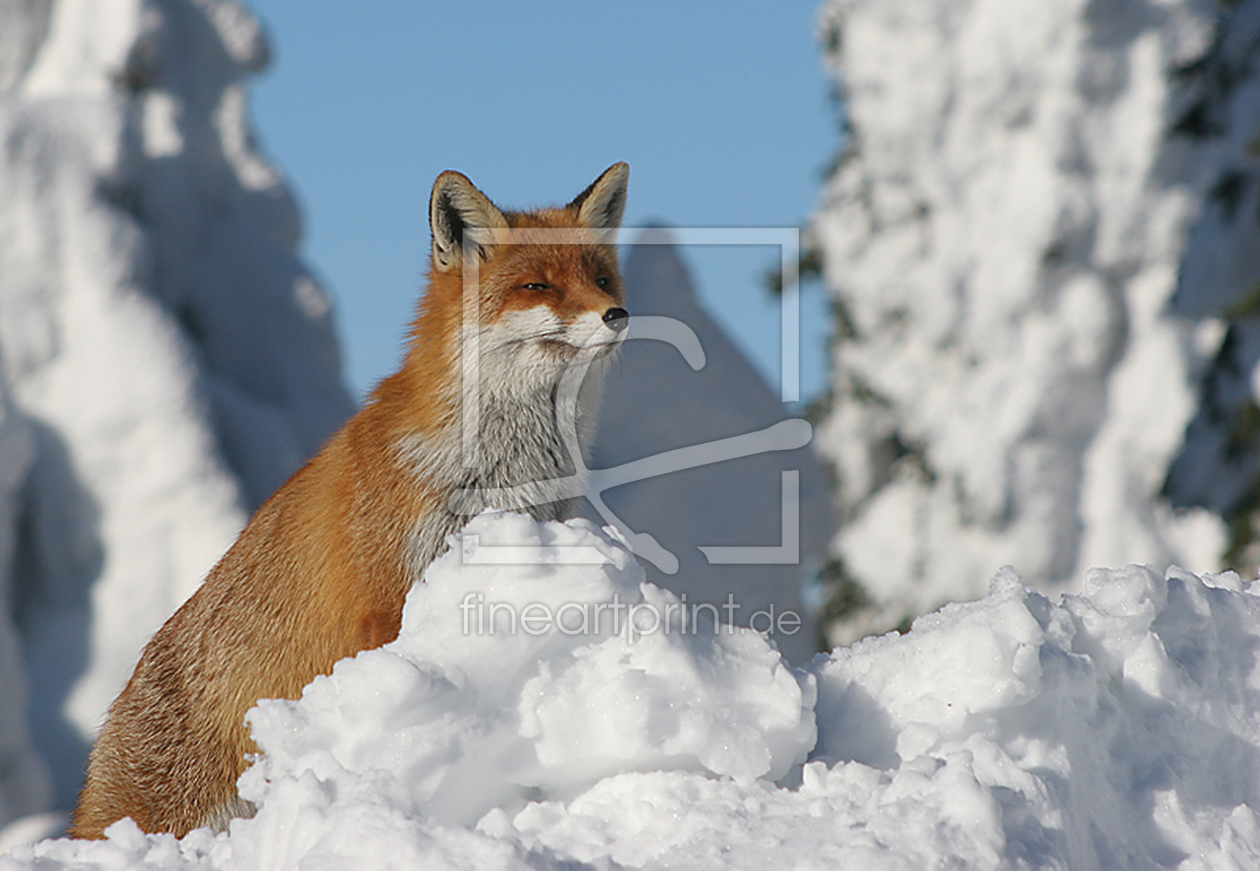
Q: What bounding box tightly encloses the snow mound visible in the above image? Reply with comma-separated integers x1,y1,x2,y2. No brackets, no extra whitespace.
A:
807,566,1260,869
6,514,1260,868
242,511,817,831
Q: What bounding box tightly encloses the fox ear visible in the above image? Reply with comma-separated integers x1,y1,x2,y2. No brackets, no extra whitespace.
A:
430,171,509,271
568,162,629,231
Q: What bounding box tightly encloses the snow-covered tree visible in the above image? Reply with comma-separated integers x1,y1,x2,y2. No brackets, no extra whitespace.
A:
0,0,354,814
814,0,1260,642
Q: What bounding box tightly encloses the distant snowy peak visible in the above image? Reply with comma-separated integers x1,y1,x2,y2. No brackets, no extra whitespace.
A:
0,0,352,814
594,229,833,663
814,0,1260,640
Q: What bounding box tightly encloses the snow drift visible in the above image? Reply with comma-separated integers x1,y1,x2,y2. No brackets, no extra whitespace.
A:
5,511,1260,869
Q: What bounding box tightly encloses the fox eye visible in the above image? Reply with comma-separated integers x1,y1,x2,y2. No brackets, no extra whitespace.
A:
523,282,552,291
595,277,609,289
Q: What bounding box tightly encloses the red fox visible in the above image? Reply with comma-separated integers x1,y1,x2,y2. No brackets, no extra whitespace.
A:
70,163,630,839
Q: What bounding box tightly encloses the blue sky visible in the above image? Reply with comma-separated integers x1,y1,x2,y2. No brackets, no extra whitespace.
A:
245,1,838,403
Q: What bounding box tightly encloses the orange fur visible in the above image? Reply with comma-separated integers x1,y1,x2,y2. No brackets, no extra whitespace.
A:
71,164,629,838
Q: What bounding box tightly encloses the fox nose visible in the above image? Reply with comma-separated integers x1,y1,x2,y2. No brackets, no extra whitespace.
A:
602,307,629,332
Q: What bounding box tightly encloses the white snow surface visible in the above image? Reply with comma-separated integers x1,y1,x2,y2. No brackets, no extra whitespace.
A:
813,0,1260,639
5,511,1260,869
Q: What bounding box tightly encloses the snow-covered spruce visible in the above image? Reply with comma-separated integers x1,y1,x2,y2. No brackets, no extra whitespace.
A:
813,0,1260,641
0,0,354,812
6,512,1260,869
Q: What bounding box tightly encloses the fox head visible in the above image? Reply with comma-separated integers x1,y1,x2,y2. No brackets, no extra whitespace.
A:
426,163,630,391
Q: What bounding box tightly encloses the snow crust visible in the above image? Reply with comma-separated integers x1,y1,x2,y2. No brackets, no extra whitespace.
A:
813,0,1260,639
7,512,1260,869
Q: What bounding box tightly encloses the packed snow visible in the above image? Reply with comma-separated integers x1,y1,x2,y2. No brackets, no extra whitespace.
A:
4,511,1260,869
